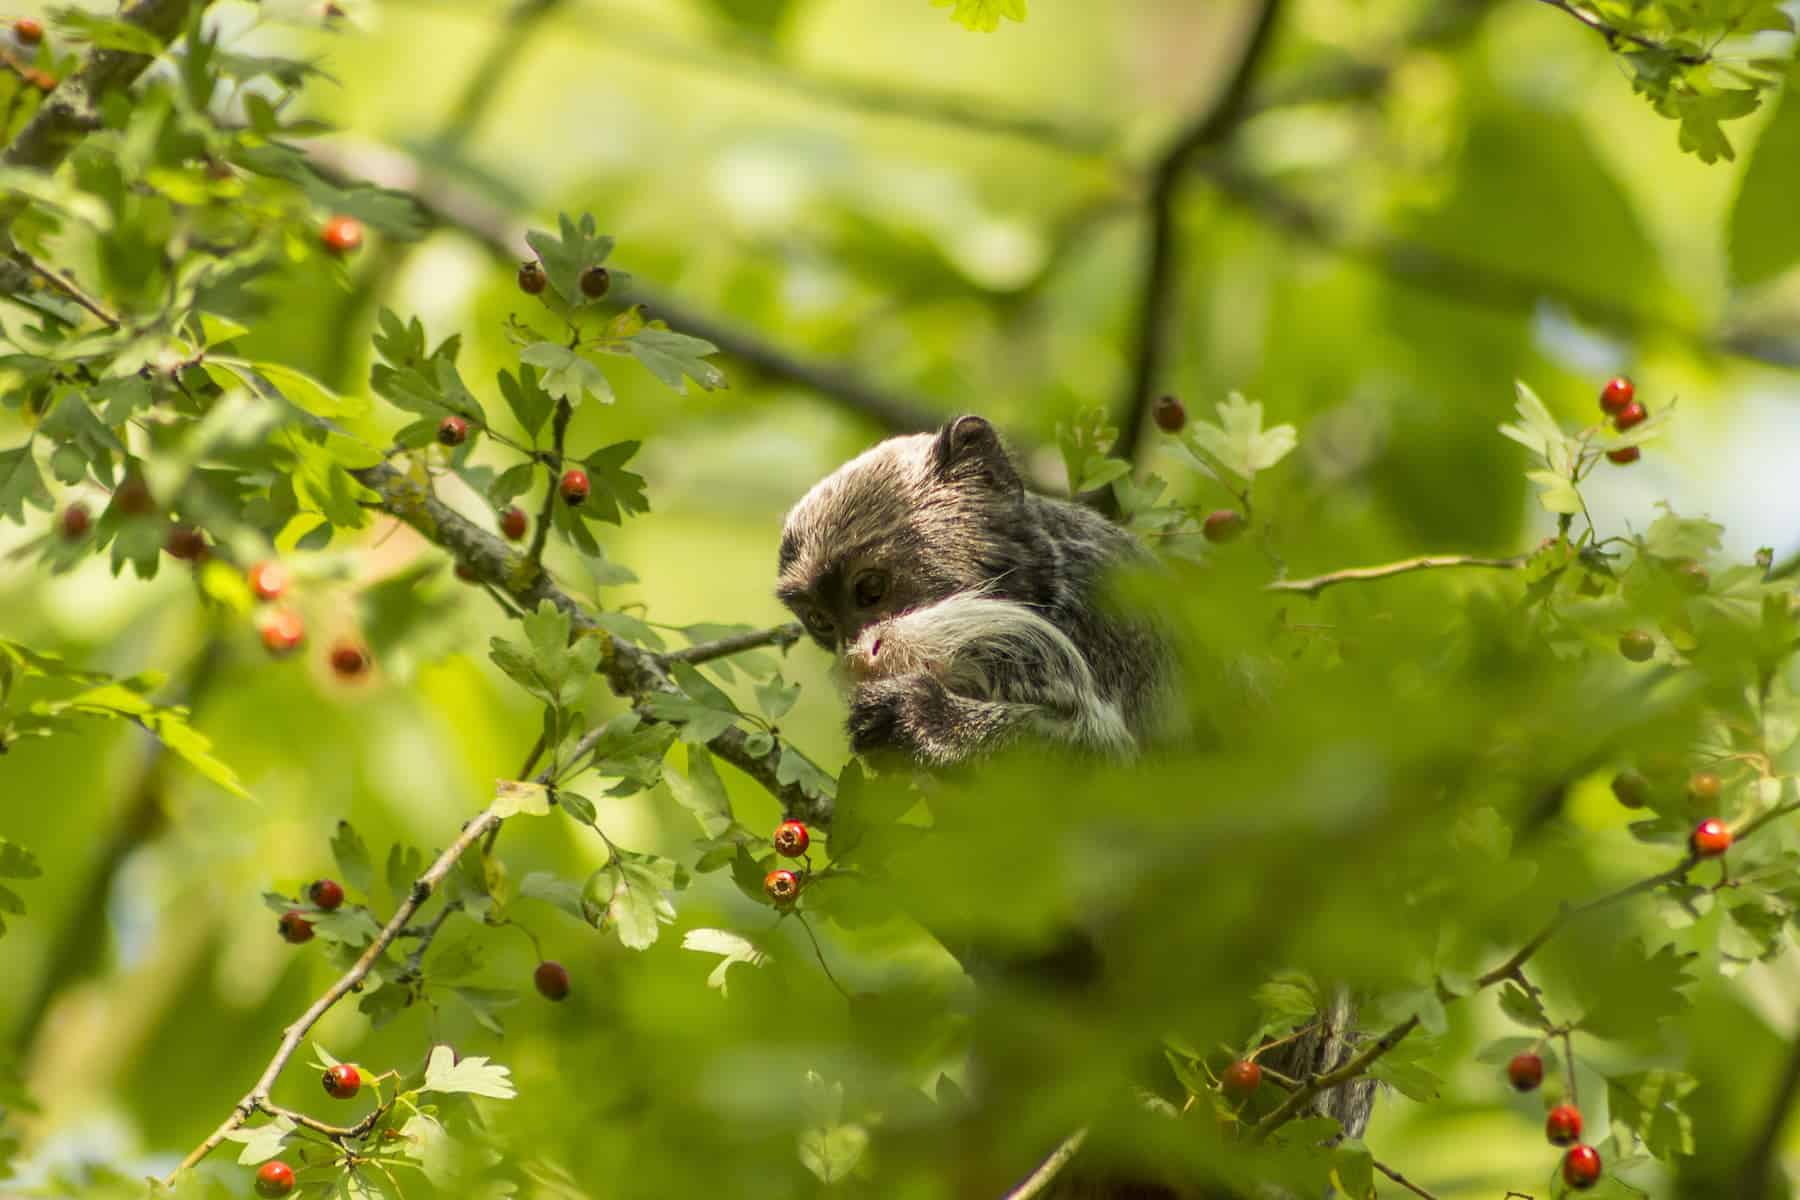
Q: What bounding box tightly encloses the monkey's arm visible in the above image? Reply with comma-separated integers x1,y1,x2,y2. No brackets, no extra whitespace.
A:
847,672,1039,767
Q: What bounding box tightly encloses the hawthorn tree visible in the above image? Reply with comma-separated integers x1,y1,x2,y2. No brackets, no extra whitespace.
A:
1,2,1799,1199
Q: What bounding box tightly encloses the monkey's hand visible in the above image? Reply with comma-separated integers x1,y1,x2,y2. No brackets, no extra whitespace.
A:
848,671,1031,767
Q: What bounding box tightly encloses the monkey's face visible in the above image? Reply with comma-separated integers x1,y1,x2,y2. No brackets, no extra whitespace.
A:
774,416,1027,654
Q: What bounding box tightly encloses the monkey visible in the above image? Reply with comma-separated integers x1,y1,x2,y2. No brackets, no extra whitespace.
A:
774,415,1376,1163
776,414,1166,765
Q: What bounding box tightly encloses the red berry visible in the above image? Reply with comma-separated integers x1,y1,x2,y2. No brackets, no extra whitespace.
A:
259,608,306,656
1546,1103,1583,1146
322,1063,361,1100
1202,510,1244,544
436,415,469,446
579,265,611,299
13,17,43,45
500,506,528,541
1152,395,1186,433
247,560,289,602
454,561,480,583
534,960,571,1001
517,260,547,295
1690,817,1732,858
308,878,345,910
320,215,363,257
773,820,810,858
1687,771,1721,804
58,503,90,540
1599,376,1634,415
1613,400,1647,431
114,474,153,516
1562,1144,1602,1189
255,1161,295,1198
23,67,54,92
278,910,314,944
1607,446,1641,465
165,524,207,561
764,868,801,906
560,468,590,506
1507,1052,1543,1092
1618,629,1655,662
1610,770,1649,809
1221,1059,1261,1100
329,640,370,679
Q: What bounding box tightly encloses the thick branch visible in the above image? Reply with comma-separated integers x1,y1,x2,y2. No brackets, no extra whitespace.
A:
1250,1015,1420,1141
1268,554,1526,597
1110,0,1285,464
2,0,201,175
302,139,939,435
350,460,825,825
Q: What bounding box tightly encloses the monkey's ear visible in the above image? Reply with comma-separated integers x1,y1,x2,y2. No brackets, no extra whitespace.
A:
932,415,1021,495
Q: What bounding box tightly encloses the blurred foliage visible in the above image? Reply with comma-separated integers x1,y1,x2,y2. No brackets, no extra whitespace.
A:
0,1,1798,1200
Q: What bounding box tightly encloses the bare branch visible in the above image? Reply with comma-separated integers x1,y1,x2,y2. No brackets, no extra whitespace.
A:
1111,0,1286,464
1268,554,1526,597
1000,1128,1089,1200
1250,1015,1420,1141
660,623,803,667
302,139,940,435
1373,1157,1442,1200
7,250,119,327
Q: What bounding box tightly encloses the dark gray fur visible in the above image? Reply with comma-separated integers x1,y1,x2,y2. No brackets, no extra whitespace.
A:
777,415,1163,764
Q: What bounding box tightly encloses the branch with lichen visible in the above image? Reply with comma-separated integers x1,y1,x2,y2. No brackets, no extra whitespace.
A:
1267,554,1527,597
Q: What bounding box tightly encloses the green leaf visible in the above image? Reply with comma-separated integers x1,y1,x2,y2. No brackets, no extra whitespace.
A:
777,742,837,801
1330,1139,1373,1199
521,342,613,406
0,840,41,880
0,443,50,523
420,1044,517,1099
586,851,681,950
799,1122,869,1183
447,987,517,1038
1643,508,1724,561
621,326,726,394
667,746,735,838
524,212,615,306
755,675,800,722
493,779,554,819
222,1116,295,1166
385,843,424,910
521,871,592,924
1498,982,1550,1031
576,440,649,525
29,684,250,799
681,926,769,995
1178,392,1297,484
930,0,1027,31
1730,69,1800,285
498,365,554,439
1608,1069,1697,1159
1253,970,1319,1022
331,821,376,896
211,358,368,420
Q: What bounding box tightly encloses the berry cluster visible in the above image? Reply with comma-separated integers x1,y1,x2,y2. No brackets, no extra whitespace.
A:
1609,767,1736,861
1507,1052,1601,1189
763,820,814,907
1599,376,1645,466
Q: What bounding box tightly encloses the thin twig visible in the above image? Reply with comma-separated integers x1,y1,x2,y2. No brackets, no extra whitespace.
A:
1111,0,1286,464
9,250,120,327
161,721,616,1184
1474,858,1696,989
524,397,571,574
1250,1016,1420,1141
1373,1157,1442,1200
400,901,462,978
1000,1128,1089,1200
1268,554,1527,596
257,1099,387,1142
793,912,851,1001
1734,1008,1800,1199
1531,0,1709,65
1560,1030,1578,1108
660,623,803,667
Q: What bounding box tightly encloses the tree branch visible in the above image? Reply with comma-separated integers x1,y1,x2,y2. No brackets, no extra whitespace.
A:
1250,1015,1420,1141
301,139,940,435
1532,0,1709,65
1373,1157,1442,1200
1267,553,1527,597
349,459,826,826
1110,0,1286,464
659,623,803,667
1000,1128,1088,1200
7,249,119,327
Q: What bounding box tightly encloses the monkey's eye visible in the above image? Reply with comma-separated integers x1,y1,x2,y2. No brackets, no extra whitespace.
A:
852,570,888,609
802,609,834,639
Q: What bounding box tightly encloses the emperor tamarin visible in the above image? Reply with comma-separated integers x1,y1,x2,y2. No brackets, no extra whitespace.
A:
776,415,1164,765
